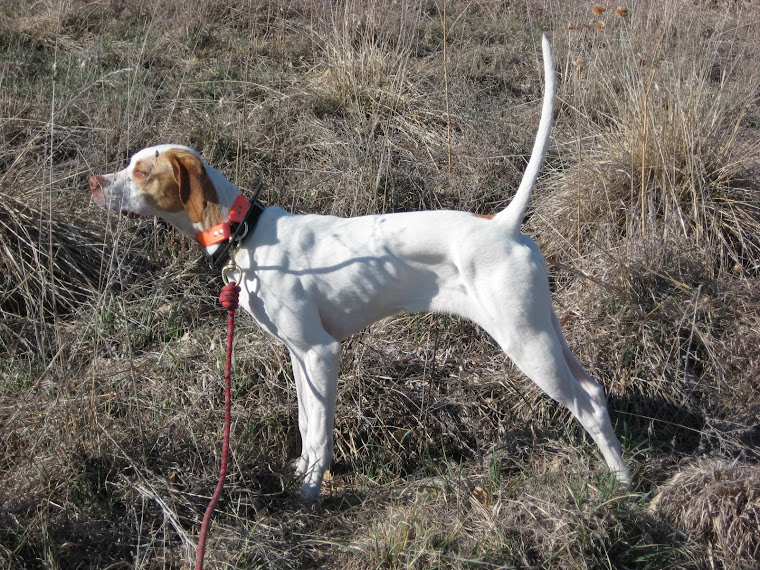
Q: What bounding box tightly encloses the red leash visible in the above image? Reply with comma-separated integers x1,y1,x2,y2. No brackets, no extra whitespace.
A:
195,281,240,570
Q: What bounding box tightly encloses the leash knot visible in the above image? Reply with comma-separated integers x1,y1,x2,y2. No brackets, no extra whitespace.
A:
219,281,240,311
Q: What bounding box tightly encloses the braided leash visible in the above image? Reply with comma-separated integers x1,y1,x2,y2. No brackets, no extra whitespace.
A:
195,280,240,570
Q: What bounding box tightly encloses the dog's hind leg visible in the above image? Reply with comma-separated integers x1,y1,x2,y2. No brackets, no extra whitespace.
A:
549,310,632,486
487,312,631,487
550,311,608,409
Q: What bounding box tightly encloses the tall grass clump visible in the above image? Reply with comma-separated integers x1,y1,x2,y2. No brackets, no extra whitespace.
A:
536,1,759,270
282,0,452,218
525,1,760,467
0,197,100,344
651,461,760,568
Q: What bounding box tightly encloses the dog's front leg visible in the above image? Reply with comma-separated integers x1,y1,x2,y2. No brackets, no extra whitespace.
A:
288,339,341,501
289,352,310,477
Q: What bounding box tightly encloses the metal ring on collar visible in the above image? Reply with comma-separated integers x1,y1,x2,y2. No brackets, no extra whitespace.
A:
235,221,249,243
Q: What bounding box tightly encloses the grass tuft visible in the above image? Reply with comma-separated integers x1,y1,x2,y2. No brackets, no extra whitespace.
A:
651,461,760,567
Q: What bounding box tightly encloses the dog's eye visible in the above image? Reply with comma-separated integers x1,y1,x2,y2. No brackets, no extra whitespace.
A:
133,169,148,179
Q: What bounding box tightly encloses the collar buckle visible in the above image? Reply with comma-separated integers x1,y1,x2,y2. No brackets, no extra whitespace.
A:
196,194,250,248
204,182,265,270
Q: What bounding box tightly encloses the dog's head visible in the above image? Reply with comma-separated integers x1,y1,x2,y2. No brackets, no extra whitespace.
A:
89,145,222,239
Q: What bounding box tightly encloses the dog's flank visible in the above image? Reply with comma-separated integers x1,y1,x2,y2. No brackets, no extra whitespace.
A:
89,35,631,501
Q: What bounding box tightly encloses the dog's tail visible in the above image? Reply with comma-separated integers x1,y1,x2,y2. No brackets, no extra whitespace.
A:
494,33,555,233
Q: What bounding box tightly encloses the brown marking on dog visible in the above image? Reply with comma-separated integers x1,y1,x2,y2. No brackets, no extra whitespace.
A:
133,155,183,213
136,149,221,228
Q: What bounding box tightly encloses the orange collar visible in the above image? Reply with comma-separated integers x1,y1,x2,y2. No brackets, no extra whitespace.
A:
196,195,250,248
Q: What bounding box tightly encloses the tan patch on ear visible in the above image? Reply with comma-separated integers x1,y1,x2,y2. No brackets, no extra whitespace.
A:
473,213,495,220
163,149,221,226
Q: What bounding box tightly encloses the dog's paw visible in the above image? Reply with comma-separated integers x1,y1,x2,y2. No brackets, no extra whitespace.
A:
298,482,321,503
616,466,633,489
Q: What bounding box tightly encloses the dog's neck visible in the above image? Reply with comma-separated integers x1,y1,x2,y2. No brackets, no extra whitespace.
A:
200,165,266,267
207,164,246,214
195,163,247,257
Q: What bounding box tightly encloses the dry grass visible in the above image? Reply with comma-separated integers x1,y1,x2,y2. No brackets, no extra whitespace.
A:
533,1,760,271
0,196,99,338
651,461,760,568
2,0,760,568
522,1,760,469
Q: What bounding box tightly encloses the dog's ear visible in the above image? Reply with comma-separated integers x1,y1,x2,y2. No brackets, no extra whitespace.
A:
166,149,214,224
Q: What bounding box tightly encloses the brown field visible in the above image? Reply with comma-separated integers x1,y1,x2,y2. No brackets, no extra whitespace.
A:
2,0,760,568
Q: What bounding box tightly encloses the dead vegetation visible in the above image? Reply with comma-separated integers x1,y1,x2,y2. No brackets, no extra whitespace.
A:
651,461,760,567
2,0,760,568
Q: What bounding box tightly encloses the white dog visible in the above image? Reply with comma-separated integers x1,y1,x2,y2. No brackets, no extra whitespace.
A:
89,35,631,501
